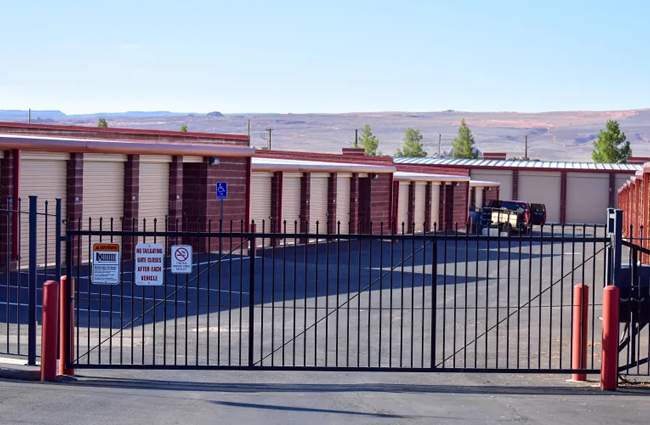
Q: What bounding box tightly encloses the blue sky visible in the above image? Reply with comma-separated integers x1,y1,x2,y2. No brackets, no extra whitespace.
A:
1,0,649,114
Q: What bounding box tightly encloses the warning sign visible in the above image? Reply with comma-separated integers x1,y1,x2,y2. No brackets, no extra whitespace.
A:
135,243,165,286
171,245,192,274
92,243,121,285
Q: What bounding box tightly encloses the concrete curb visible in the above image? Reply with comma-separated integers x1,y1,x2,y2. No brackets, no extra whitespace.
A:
0,365,41,381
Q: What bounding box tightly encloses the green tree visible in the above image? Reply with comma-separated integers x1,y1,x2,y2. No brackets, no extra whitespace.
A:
451,119,479,159
180,124,188,132
592,120,632,163
358,124,379,156
97,118,108,128
395,128,427,157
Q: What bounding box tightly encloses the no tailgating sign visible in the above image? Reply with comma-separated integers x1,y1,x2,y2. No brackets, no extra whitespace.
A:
135,243,165,286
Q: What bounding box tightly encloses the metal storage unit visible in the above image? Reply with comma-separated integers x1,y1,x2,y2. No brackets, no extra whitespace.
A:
566,172,609,224
282,173,302,231
250,172,273,231
19,152,68,267
310,173,329,233
139,155,170,230
430,183,440,231
519,171,562,223
471,170,513,200
615,174,631,208
336,174,351,234
397,182,410,233
82,154,126,261
413,182,426,232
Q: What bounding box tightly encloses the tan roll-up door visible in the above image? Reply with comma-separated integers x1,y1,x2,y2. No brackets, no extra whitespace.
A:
250,173,273,245
139,156,170,233
282,173,302,232
413,182,426,233
566,172,609,224
310,173,329,234
430,183,441,231
19,152,68,268
471,170,513,200
82,154,125,262
336,175,351,234
518,171,561,223
397,182,410,233
475,187,484,209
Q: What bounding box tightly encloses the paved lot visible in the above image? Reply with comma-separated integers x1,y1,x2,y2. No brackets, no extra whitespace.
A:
1,370,650,424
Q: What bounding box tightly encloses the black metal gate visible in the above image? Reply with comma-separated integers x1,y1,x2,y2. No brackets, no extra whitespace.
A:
0,196,63,364
63,218,610,374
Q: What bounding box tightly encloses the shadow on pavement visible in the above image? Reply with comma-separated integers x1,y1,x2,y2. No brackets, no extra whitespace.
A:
66,376,650,396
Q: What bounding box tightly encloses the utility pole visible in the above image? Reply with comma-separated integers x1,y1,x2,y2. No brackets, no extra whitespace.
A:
524,135,528,160
438,133,442,157
247,119,251,140
28,108,31,124
266,128,273,150
355,129,358,148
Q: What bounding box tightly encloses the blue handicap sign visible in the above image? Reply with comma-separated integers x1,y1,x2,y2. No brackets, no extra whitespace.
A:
216,182,228,200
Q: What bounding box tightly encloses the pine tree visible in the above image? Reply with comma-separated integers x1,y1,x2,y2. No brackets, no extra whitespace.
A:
592,120,632,163
358,124,379,156
451,119,479,159
97,118,108,128
180,124,188,132
395,128,427,157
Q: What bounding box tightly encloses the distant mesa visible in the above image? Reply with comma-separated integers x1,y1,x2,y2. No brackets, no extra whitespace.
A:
207,111,224,117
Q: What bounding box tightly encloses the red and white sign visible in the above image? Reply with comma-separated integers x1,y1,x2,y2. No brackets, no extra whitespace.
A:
171,245,192,274
135,243,165,286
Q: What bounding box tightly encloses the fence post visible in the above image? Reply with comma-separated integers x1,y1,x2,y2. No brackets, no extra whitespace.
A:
248,224,256,367
571,283,589,381
28,195,38,366
41,280,59,381
601,285,620,391
59,275,75,375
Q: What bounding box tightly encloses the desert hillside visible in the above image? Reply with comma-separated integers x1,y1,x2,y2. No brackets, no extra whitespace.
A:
5,109,650,161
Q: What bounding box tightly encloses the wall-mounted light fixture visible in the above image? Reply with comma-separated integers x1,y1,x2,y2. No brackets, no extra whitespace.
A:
371,173,379,180
209,157,220,165
452,181,460,187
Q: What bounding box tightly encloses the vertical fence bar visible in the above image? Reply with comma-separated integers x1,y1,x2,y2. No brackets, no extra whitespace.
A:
55,199,62,281
248,227,256,368
27,196,37,366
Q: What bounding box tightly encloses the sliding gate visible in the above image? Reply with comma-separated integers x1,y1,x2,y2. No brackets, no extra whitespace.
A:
64,219,609,373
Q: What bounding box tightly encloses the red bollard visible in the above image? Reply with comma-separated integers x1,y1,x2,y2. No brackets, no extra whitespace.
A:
571,284,589,381
59,276,75,376
601,286,620,391
41,280,59,381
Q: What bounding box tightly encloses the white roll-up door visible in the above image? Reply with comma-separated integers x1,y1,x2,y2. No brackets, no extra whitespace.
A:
139,156,170,231
615,174,632,208
413,182,426,233
83,154,126,261
310,173,329,234
19,152,68,268
250,172,273,232
336,174,351,234
397,182,410,233
282,173,302,232
475,187,484,209
471,170,513,200
566,172,609,224
430,183,441,231
519,171,562,223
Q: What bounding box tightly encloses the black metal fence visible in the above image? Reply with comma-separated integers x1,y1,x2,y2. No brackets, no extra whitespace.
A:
0,196,62,364
63,218,610,373
618,224,650,377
